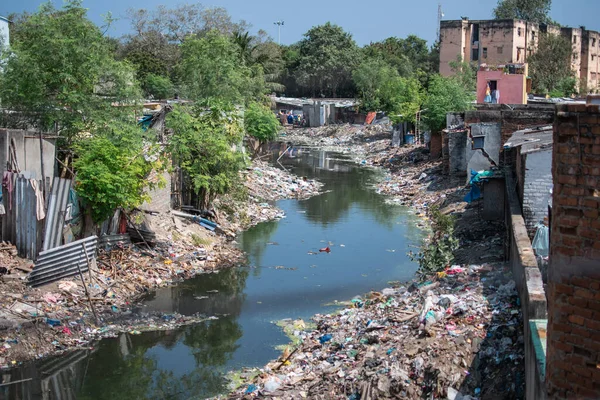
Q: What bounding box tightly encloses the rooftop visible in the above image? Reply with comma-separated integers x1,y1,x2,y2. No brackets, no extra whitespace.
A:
504,125,553,154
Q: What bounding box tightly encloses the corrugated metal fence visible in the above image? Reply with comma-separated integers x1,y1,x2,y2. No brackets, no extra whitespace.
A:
28,236,97,287
43,177,72,251
1,174,44,260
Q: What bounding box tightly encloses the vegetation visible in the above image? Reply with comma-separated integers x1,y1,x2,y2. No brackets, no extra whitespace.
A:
295,23,360,97
244,102,280,144
167,102,247,208
422,75,474,133
178,31,264,103
410,206,459,274
493,0,552,24
529,33,577,96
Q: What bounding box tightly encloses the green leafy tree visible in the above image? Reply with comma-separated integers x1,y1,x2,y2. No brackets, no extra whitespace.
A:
353,59,422,122
143,74,175,99
0,1,139,139
73,115,165,223
449,55,477,92
244,102,280,144
529,32,575,95
177,31,264,103
167,102,246,208
422,75,474,133
493,0,552,24
295,22,360,97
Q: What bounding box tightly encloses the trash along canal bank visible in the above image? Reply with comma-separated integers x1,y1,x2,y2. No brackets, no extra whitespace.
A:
0,158,322,368
221,126,523,399
0,147,426,399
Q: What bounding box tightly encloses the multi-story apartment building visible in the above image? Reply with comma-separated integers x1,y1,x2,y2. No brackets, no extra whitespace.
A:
439,18,600,92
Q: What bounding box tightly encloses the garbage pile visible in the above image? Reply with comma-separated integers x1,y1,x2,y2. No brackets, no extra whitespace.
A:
282,124,393,155
229,263,524,399
244,160,323,202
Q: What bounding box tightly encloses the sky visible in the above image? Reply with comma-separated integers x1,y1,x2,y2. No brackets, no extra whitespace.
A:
1,0,598,46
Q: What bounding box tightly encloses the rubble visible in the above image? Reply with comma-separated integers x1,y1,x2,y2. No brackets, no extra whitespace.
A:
218,125,522,399
226,263,524,399
0,158,323,366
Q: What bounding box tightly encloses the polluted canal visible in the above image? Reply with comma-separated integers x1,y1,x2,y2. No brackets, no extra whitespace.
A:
5,147,425,400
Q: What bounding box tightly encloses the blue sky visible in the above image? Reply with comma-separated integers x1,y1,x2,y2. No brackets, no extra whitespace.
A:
1,0,597,46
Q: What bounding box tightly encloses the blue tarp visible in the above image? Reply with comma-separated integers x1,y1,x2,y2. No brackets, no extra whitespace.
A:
464,170,494,203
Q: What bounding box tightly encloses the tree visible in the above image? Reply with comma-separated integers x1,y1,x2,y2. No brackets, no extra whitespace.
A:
0,0,139,139
295,23,360,97
244,102,280,145
422,75,474,133
73,115,164,223
529,32,575,95
493,0,552,24
143,74,175,99
177,31,264,103
449,56,477,92
167,102,247,208
353,59,423,121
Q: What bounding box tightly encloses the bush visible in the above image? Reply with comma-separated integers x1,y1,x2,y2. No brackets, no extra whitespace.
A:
167,102,247,208
244,102,280,143
73,119,164,222
143,74,174,99
410,206,459,274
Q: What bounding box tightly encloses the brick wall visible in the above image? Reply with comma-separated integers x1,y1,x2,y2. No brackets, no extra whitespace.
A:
522,150,553,237
430,131,442,159
546,103,600,399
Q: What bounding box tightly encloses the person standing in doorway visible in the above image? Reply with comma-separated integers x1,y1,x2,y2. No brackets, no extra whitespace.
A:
492,88,500,104
484,83,492,103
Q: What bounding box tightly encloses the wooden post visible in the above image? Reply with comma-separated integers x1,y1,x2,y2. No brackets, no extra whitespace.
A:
80,242,100,325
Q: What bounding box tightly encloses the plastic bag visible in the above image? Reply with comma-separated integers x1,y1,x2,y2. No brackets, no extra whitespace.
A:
532,224,549,257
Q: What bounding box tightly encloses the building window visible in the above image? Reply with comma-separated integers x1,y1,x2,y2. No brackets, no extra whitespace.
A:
497,46,503,54
593,38,597,47
483,48,488,58
532,30,536,40
518,27,522,37
472,136,485,150
573,36,577,44
472,48,479,61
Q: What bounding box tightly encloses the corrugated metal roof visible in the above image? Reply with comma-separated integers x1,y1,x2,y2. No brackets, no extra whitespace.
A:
43,178,72,251
28,236,97,287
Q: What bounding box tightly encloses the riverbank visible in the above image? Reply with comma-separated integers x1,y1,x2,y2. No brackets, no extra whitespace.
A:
0,159,322,368
225,125,522,399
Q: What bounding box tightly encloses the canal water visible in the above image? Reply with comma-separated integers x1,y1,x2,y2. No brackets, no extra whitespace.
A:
3,148,424,400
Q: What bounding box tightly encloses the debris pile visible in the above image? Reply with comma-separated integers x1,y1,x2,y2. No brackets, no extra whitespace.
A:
244,160,323,202
0,158,322,365
230,263,524,399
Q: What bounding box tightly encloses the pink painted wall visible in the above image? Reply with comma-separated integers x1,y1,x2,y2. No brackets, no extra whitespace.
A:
477,70,526,104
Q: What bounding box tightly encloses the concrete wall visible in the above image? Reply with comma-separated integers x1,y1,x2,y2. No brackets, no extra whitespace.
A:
448,129,468,176
466,122,502,175
477,69,527,105
581,30,600,92
0,129,56,182
561,27,583,79
505,171,548,400
546,103,600,398
522,150,553,237
440,20,468,76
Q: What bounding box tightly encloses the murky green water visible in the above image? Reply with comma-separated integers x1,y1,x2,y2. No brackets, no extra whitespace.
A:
3,147,424,400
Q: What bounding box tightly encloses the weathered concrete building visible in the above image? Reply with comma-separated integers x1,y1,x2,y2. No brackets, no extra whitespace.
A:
477,63,528,105
581,30,600,92
545,102,600,398
442,104,555,179
439,19,536,76
440,18,600,92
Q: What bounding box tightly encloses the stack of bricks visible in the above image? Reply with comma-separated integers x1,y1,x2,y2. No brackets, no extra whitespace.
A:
546,103,600,398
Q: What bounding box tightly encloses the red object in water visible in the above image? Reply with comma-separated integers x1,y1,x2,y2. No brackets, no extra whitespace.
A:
319,247,331,253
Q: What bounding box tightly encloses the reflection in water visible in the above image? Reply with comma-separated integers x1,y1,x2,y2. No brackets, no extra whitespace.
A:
4,149,424,400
